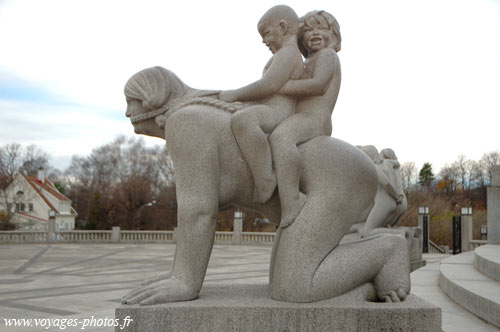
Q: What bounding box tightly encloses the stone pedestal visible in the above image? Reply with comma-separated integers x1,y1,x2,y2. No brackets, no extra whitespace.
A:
487,166,500,244
47,218,56,243
232,212,243,245
112,226,121,243
116,284,441,332
461,215,472,251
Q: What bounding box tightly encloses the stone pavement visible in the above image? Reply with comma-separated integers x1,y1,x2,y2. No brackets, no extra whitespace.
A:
0,244,497,332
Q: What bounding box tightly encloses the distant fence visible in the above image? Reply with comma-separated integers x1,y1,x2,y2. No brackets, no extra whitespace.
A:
469,240,488,251
0,227,489,250
0,227,275,246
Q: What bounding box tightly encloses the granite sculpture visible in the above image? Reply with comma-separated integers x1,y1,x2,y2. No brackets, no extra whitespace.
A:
350,146,408,238
121,5,410,306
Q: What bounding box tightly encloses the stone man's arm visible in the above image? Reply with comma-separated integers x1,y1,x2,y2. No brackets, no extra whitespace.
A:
279,49,338,97
222,46,300,102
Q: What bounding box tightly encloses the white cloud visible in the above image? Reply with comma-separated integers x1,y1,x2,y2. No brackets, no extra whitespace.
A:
0,0,499,172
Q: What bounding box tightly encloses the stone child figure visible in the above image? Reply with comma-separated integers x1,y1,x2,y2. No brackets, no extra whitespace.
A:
270,10,342,227
219,5,304,204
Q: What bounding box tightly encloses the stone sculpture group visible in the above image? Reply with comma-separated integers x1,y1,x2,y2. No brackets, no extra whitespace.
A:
121,5,410,306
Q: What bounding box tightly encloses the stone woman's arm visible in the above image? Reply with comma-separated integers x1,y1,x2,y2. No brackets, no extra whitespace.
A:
377,168,403,202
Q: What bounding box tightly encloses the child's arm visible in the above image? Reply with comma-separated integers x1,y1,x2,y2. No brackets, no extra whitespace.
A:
280,49,339,97
220,46,301,102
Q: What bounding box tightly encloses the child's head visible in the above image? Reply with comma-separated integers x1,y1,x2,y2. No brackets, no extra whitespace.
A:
298,10,341,57
257,5,299,54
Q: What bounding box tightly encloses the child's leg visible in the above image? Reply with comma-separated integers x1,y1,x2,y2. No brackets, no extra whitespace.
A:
270,113,322,227
231,105,288,204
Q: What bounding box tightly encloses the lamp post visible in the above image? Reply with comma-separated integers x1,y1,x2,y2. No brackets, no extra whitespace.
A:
480,225,488,241
418,206,429,253
460,207,472,252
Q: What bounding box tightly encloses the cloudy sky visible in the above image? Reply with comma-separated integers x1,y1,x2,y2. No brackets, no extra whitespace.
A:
0,0,499,173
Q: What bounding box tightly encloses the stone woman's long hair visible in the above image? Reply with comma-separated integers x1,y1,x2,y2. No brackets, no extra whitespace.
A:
124,66,190,111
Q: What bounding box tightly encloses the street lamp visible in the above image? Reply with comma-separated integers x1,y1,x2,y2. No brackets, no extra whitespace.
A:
418,206,429,215
418,206,430,253
461,207,472,215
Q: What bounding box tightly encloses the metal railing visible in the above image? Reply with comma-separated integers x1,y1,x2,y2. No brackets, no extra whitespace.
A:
429,240,447,254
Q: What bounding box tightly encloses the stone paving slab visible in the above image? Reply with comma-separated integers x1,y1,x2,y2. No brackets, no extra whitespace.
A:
0,244,269,332
0,243,497,332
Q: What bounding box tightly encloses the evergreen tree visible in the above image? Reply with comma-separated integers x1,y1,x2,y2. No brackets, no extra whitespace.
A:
419,162,434,191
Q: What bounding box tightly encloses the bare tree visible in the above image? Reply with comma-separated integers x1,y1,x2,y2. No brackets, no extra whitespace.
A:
481,150,500,184
64,136,177,230
470,160,486,188
438,163,459,194
401,162,416,194
0,143,56,229
455,154,472,191
0,143,22,185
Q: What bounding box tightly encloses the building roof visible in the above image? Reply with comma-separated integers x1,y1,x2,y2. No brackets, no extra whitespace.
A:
22,174,77,216
15,211,48,222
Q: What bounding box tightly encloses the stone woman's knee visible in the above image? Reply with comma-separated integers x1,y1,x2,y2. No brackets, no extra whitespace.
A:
177,202,217,222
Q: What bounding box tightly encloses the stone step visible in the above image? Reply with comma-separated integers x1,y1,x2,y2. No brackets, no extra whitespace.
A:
439,251,500,328
474,245,500,282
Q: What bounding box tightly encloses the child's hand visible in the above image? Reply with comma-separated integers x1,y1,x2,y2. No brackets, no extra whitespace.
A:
219,90,238,103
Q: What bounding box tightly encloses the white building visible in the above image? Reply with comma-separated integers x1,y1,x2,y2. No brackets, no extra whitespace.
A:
0,168,77,231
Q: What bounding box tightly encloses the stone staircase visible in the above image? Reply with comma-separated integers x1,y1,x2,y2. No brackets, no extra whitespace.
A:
438,244,500,328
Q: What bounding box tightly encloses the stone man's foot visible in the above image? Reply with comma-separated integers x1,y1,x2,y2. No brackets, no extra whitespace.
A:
374,235,411,302
253,171,277,204
121,278,197,305
280,193,306,229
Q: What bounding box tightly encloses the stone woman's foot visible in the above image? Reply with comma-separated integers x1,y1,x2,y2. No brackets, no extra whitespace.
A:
379,288,408,302
280,193,307,229
253,172,277,204
374,235,410,302
122,278,197,305
140,272,171,286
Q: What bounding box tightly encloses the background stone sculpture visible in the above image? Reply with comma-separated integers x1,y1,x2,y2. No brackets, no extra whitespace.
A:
352,146,408,238
121,65,410,305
